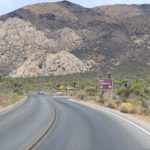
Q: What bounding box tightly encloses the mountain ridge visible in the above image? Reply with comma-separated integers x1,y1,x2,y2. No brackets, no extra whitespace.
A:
0,1,149,77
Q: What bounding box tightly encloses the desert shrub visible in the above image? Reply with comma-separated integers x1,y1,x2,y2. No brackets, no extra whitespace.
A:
144,109,150,116
85,86,97,96
12,88,24,95
132,103,144,114
116,79,149,102
130,80,146,98
108,101,117,109
0,76,5,82
116,79,131,99
77,94,85,100
120,103,133,113
71,82,77,91
144,88,150,95
99,98,105,106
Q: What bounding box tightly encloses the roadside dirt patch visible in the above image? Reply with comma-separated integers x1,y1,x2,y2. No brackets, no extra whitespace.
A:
131,114,150,124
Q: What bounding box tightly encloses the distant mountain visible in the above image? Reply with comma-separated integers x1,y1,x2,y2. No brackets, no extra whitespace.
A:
0,1,149,77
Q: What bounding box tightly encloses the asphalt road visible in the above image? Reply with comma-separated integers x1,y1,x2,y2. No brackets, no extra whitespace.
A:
0,93,55,150
36,96,150,150
0,94,150,150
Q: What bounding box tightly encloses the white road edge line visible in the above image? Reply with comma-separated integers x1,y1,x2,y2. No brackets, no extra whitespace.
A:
66,98,150,137
96,106,150,136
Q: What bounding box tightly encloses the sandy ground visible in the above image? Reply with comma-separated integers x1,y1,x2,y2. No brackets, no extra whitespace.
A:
131,114,150,124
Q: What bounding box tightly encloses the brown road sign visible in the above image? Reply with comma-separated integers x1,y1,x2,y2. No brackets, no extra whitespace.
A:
99,79,112,90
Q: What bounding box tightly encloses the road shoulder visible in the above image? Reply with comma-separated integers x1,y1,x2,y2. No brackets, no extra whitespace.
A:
59,97,150,134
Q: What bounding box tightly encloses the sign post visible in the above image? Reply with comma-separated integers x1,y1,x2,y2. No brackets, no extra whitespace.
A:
99,79,113,105
99,79,113,90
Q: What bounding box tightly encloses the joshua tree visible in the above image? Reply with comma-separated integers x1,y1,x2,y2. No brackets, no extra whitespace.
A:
107,71,111,78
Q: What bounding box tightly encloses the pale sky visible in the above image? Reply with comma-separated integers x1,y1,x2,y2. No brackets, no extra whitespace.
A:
0,0,150,15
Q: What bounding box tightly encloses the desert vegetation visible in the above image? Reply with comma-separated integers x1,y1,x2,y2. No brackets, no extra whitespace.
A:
0,72,150,116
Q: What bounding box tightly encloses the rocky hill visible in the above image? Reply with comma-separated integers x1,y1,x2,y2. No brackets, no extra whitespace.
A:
0,1,149,77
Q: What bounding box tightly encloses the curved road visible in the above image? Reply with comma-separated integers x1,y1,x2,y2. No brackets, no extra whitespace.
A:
0,94,55,150
0,94,150,150
36,96,150,150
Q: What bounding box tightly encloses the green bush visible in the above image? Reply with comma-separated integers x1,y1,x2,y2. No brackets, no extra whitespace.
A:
130,80,147,98
85,86,97,96
116,79,148,101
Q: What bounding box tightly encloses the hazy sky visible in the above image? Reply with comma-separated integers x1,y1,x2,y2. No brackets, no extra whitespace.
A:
0,0,150,15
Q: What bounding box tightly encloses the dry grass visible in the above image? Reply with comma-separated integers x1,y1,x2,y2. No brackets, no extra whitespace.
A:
120,103,134,113
0,92,24,109
108,101,118,109
131,102,144,114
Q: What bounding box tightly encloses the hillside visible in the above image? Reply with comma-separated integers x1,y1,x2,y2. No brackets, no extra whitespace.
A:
0,1,149,77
